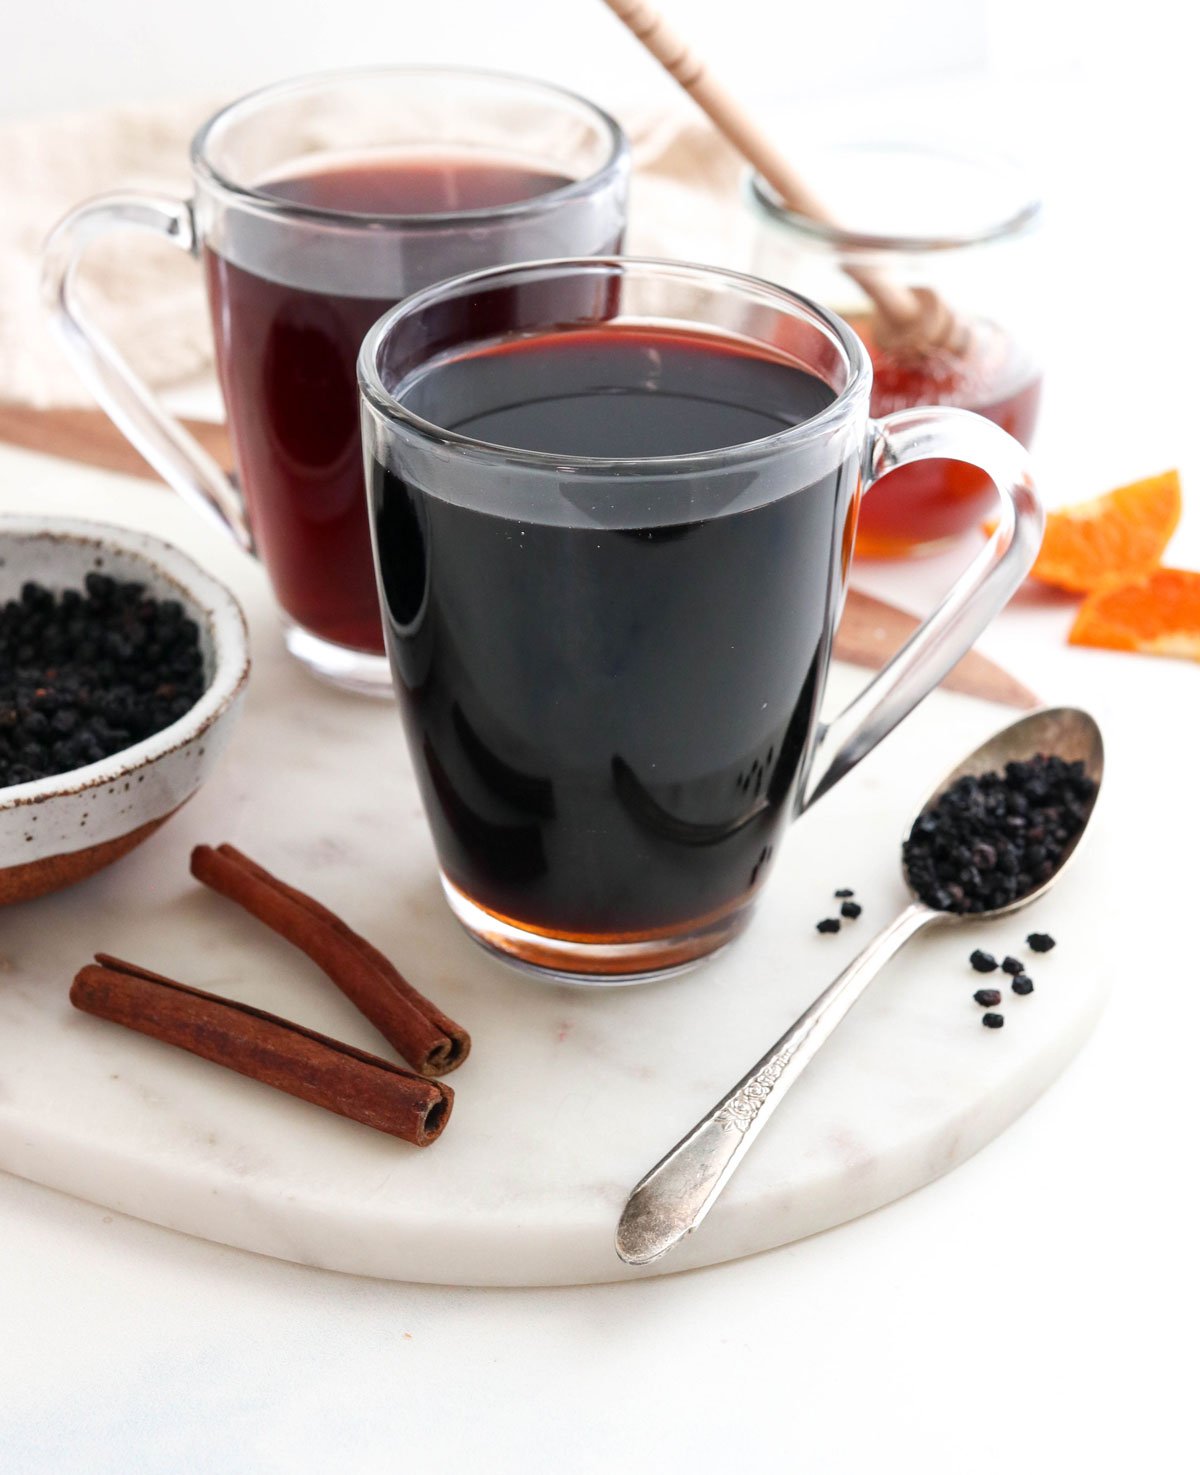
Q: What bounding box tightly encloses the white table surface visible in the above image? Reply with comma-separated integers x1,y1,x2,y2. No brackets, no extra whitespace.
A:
3,62,1197,1473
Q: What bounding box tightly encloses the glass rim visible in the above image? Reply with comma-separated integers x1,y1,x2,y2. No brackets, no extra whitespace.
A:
357,256,873,474
190,65,629,229
745,143,1044,254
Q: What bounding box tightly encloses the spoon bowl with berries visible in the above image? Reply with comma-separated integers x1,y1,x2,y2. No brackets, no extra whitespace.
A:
616,706,1103,1267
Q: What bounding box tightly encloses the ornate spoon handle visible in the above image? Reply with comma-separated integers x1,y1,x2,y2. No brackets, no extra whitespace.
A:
615,902,937,1265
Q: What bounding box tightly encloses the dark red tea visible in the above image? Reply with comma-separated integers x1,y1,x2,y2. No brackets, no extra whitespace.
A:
204,154,577,654
852,317,1041,556
368,324,858,941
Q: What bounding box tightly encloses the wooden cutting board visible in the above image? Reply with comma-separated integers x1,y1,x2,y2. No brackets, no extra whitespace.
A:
0,405,1037,709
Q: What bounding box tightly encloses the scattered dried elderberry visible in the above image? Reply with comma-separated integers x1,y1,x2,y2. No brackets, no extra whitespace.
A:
982,1012,1005,1029
974,988,1002,1007
970,949,999,973
1011,974,1034,996
1027,933,1056,953
816,917,841,934
902,754,1096,914
0,577,207,788
834,887,855,898
1001,955,1024,975
840,900,862,919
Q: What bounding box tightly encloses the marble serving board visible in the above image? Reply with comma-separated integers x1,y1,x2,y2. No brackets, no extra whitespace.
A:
0,449,1110,1286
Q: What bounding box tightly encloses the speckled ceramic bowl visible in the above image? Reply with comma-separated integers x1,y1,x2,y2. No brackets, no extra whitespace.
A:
0,517,250,905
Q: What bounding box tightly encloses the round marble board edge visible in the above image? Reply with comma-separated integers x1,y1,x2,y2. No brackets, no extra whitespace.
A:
0,456,1110,1286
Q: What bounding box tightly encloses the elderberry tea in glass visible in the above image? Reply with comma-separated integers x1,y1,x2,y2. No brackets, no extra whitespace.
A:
360,259,1042,983
45,69,629,694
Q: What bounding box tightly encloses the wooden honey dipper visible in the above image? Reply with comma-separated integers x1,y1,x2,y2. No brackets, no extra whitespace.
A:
601,0,969,357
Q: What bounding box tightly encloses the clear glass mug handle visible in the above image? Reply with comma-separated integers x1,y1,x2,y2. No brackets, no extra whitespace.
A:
802,405,1044,809
41,192,252,553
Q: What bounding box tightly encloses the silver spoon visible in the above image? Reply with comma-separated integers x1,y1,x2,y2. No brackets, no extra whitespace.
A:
615,706,1104,1267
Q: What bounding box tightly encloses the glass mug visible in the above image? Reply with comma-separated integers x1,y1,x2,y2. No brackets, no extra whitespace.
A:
359,258,1043,983
746,143,1044,558
43,67,630,694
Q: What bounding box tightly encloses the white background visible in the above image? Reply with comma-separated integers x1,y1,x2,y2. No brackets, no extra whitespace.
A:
4,1,1199,1471
7,0,1183,120
8,0,985,118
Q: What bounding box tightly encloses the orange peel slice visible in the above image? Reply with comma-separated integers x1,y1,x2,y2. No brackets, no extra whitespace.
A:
1027,469,1182,593
1069,567,1200,662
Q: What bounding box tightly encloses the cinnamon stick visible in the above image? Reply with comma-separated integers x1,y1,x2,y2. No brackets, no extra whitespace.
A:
71,955,452,1146
190,844,469,1078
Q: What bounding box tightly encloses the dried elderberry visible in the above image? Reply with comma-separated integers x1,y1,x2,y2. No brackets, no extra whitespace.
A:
816,917,841,934
0,578,207,788
1027,933,1056,953
970,949,999,973
982,1012,1005,1029
902,755,1096,914
1011,974,1034,996
974,988,1002,1007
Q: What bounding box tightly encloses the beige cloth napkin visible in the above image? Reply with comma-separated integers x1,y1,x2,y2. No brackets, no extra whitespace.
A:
0,100,742,411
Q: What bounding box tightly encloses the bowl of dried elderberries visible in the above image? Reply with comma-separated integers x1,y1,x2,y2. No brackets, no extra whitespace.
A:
0,518,249,904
